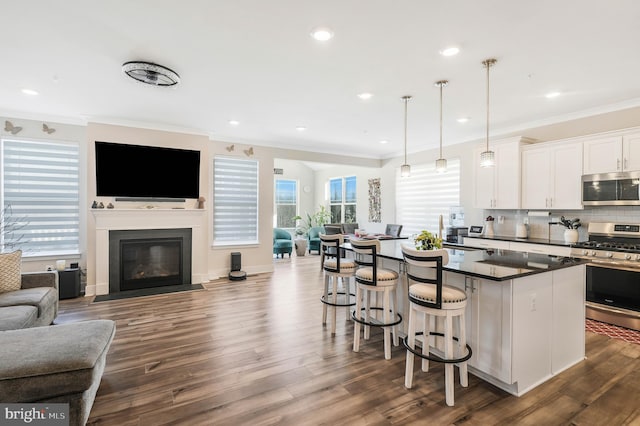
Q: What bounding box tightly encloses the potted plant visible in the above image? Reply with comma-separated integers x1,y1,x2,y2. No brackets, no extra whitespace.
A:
292,205,332,237
560,216,581,243
414,230,443,251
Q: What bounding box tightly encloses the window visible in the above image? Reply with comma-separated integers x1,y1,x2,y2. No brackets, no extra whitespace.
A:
213,157,259,245
396,159,460,237
1,138,80,256
274,179,297,229
329,176,356,223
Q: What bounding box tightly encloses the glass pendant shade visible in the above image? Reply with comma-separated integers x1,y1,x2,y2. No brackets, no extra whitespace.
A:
401,164,411,177
435,158,448,172
480,150,495,167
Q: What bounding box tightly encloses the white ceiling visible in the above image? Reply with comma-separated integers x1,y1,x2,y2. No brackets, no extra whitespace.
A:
2,1,640,159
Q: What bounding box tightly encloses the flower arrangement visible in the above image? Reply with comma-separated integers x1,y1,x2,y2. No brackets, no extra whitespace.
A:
414,230,442,250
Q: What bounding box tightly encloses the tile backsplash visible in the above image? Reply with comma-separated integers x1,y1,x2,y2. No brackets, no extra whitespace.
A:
483,206,640,242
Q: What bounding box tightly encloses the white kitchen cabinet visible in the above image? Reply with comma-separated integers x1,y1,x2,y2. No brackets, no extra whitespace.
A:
474,138,532,209
445,273,512,384
583,133,640,174
521,142,583,210
444,265,585,396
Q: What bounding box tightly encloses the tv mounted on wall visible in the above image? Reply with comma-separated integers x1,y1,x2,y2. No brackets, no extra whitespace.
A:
95,141,200,200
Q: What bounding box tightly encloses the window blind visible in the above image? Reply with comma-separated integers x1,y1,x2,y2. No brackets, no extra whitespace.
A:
396,158,460,237
1,139,80,256
213,157,259,244
274,179,297,229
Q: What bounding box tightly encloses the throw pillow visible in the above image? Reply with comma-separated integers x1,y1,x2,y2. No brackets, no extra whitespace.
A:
0,250,22,294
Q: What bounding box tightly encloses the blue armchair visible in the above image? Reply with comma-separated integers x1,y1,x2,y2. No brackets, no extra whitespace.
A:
307,226,323,254
273,228,293,258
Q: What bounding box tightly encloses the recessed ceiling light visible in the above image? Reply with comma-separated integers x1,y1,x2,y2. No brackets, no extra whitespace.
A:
357,92,373,100
457,117,469,123
296,126,307,131
228,120,240,126
545,91,561,99
310,27,334,41
379,140,388,144
439,46,460,57
21,88,39,96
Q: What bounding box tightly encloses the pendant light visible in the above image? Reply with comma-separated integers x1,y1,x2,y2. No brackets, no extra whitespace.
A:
480,58,497,168
400,95,412,177
435,80,449,173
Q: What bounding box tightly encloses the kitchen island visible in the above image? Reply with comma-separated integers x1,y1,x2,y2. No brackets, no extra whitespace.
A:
344,239,587,397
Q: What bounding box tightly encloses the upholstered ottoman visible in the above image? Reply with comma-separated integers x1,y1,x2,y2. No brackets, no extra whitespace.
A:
0,320,116,426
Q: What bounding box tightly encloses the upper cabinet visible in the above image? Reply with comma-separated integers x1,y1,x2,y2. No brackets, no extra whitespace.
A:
474,137,532,209
522,142,583,210
583,133,640,174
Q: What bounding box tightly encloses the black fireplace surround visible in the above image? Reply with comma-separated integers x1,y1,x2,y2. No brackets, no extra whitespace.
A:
109,228,192,293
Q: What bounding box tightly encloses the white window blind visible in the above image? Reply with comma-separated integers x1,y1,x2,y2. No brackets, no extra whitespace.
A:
1,139,80,256
213,157,259,244
396,158,460,237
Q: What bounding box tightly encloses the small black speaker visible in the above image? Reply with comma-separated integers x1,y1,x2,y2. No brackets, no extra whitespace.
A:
231,252,241,271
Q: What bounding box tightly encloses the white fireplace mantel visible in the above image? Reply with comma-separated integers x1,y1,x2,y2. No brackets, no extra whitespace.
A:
91,209,208,295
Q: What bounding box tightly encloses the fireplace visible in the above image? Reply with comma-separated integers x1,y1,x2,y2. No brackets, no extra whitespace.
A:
109,228,192,293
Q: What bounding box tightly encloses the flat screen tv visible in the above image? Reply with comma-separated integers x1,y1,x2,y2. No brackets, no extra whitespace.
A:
95,141,200,200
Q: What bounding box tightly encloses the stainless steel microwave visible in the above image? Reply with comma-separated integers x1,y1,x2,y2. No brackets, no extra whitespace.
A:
582,171,640,206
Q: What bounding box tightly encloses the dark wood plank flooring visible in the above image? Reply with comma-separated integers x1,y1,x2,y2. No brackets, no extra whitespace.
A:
56,255,640,425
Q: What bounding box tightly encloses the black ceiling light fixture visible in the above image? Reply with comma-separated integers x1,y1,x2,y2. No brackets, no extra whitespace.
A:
122,61,180,86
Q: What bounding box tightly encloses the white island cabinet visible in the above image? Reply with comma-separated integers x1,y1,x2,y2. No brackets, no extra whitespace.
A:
446,264,585,396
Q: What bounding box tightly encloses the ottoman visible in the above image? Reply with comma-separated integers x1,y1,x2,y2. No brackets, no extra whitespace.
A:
0,320,116,426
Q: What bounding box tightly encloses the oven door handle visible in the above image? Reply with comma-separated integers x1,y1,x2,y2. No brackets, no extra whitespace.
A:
588,261,640,272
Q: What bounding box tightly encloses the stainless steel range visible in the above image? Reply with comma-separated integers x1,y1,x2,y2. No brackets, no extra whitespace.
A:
570,222,640,331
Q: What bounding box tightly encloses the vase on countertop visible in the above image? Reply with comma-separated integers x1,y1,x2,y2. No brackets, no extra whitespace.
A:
564,229,579,244
484,220,494,237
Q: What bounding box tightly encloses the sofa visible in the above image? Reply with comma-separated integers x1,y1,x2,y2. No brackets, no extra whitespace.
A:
0,250,116,426
0,258,58,331
273,228,293,258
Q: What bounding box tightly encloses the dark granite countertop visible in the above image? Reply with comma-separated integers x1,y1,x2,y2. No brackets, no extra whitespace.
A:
345,239,587,281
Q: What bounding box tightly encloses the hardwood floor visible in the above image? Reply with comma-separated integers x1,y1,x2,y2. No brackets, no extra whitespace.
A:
57,255,640,425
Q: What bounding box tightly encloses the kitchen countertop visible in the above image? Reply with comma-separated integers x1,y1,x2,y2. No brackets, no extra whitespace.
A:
344,239,587,281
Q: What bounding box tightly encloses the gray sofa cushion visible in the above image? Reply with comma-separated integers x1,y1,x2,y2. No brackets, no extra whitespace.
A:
0,305,38,331
0,287,58,326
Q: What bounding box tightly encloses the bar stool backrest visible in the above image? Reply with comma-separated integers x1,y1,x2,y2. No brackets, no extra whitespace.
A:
401,245,449,309
349,239,381,286
320,233,345,272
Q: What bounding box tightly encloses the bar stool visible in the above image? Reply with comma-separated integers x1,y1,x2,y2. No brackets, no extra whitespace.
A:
350,239,402,360
401,245,472,406
320,234,356,335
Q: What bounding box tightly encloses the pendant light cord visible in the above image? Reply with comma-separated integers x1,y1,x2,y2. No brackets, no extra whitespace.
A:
404,97,408,164
402,95,411,164
483,59,496,152
439,83,443,158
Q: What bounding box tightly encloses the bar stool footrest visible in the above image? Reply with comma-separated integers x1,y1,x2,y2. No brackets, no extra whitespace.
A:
351,307,402,327
321,292,356,307
402,331,472,364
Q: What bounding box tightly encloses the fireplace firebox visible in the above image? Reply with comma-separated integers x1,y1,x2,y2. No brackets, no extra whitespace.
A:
109,228,192,293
